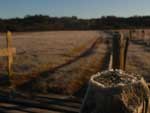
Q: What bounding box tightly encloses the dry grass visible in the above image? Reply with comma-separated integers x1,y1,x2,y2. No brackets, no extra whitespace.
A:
40,42,108,94
1,30,150,95
5,30,150,96
0,31,110,95
0,31,99,75
126,42,150,81
66,43,108,94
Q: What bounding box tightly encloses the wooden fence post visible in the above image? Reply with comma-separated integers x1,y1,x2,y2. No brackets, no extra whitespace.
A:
112,32,120,69
141,30,145,39
124,35,129,70
112,32,129,70
6,31,13,77
129,30,132,40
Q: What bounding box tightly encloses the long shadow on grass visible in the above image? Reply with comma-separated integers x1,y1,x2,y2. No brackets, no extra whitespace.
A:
17,37,102,92
74,42,112,98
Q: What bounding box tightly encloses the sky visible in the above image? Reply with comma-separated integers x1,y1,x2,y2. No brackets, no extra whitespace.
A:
0,0,150,19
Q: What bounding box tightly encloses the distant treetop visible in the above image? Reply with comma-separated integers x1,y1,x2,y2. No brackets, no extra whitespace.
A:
0,15,150,32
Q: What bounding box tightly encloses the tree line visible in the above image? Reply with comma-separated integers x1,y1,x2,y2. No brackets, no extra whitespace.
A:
1,15,150,32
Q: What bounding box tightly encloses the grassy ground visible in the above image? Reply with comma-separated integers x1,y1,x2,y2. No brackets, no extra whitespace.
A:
26,38,109,95
0,31,100,75
0,31,110,95
126,40,150,82
1,30,149,95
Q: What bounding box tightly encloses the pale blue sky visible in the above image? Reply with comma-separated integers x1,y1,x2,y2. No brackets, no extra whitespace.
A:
0,0,150,19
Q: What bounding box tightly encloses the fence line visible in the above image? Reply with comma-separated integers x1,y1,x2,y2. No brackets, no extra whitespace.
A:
109,32,129,70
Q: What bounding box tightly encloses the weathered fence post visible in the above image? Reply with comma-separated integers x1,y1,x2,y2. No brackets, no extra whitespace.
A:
112,32,120,69
141,30,145,40
112,32,129,70
0,31,16,77
6,31,13,77
129,30,133,40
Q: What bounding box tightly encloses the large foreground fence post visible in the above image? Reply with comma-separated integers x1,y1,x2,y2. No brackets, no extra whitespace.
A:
80,70,150,113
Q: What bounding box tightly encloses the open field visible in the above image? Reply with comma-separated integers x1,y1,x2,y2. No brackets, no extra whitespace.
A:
0,31,100,75
0,31,110,94
126,39,150,82
0,30,150,113
0,30,150,93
